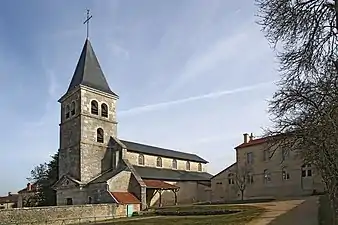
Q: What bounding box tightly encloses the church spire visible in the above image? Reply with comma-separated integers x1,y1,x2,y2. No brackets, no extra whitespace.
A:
61,10,117,99
66,39,118,97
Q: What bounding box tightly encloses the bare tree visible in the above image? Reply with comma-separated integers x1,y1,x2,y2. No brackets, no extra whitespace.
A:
256,0,338,223
234,165,251,201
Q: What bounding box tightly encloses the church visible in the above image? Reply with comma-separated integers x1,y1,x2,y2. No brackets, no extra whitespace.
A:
52,38,212,210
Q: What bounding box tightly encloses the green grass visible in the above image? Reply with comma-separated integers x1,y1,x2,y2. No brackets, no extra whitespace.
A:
318,195,336,225
95,204,265,225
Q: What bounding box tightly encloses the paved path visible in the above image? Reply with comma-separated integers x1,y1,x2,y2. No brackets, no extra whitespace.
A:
246,196,319,225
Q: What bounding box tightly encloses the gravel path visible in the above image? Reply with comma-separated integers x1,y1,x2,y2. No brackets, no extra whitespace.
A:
246,196,318,225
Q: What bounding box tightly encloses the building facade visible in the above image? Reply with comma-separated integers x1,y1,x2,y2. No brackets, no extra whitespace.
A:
211,133,325,202
52,38,212,210
17,183,39,208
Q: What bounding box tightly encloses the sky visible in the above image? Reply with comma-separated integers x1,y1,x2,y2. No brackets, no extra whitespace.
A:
0,0,280,195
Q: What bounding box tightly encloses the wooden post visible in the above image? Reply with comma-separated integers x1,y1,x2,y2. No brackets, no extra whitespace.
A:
159,190,163,207
174,189,178,205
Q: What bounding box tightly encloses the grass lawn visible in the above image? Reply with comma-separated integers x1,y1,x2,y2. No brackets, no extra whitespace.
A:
96,204,264,225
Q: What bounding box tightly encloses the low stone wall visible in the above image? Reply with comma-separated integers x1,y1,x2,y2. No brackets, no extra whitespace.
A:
0,203,127,225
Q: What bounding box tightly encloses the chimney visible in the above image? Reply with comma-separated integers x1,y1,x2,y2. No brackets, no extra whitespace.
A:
249,133,254,141
243,133,249,143
27,183,32,191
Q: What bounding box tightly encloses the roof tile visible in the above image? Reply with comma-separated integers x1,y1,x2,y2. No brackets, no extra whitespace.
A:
111,192,140,204
235,137,268,149
143,179,179,189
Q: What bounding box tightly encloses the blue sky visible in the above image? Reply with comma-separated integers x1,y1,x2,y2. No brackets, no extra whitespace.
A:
0,0,279,195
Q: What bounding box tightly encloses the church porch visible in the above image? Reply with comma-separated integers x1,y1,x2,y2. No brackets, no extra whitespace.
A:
143,179,179,208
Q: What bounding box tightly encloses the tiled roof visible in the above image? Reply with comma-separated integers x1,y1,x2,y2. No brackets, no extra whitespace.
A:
235,137,268,149
18,183,38,194
120,140,208,163
111,192,140,204
0,194,18,204
133,166,212,181
143,179,179,189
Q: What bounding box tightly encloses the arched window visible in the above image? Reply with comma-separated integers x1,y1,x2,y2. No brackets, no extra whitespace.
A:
228,173,234,184
263,169,271,183
71,101,76,116
156,157,162,167
138,154,145,165
91,100,98,115
186,161,190,170
101,103,108,118
96,128,104,143
172,159,177,169
282,167,290,180
198,163,202,172
65,105,70,119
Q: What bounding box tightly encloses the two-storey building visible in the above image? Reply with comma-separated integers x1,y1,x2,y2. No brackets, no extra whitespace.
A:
211,133,324,201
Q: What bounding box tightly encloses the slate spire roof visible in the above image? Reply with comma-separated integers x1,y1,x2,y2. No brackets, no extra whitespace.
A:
66,39,118,97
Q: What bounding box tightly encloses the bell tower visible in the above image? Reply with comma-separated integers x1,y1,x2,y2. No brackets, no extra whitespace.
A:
58,39,119,182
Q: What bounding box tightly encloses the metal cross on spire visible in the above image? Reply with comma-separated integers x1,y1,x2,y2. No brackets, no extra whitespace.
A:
83,9,93,39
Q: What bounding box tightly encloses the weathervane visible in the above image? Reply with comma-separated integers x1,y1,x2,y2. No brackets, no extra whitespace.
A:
83,9,93,39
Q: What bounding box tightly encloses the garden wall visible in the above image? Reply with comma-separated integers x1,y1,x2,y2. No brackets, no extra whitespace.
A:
0,203,127,225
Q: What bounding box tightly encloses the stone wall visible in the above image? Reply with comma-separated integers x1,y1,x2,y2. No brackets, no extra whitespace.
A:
0,204,127,225
79,87,118,182
107,171,132,192
59,89,81,180
211,163,237,202
56,187,88,206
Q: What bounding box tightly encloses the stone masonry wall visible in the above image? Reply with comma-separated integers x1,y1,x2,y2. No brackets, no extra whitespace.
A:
125,151,207,172
107,171,132,192
0,204,127,225
211,163,237,202
56,187,88,206
59,89,82,180
79,87,118,182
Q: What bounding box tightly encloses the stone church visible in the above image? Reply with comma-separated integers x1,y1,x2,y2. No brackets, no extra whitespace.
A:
52,38,212,210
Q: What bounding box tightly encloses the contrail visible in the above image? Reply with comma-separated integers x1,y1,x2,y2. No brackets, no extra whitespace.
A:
119,81,275,116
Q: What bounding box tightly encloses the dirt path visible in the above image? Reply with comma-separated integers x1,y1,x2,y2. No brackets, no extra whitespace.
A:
247,196,319,225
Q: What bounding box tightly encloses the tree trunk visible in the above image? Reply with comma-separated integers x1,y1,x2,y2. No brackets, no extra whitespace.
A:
241,190,244,201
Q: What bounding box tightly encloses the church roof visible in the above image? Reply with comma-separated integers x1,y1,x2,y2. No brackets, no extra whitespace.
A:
120,140,208,163
66,39,118,97
133,165,212,181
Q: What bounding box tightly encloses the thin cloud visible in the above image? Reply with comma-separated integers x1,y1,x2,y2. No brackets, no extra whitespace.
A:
167,32,248,93
120,80,276,117
109,43,130,59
